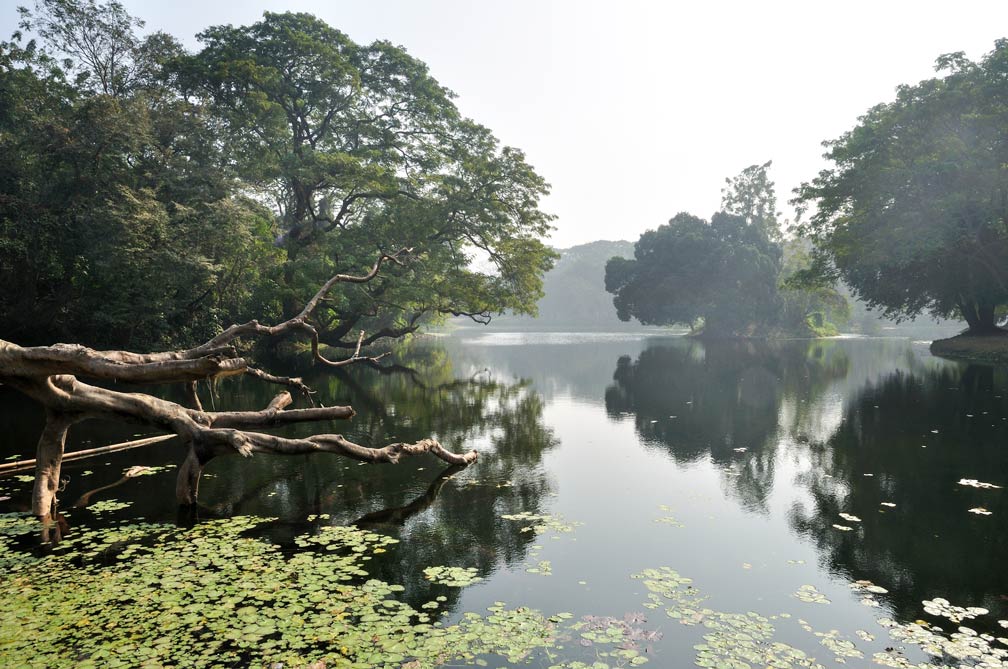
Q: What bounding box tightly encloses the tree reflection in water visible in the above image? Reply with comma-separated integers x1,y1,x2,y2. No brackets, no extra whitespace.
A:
605,337,1008,627
605,338,849,512
197,341,559,611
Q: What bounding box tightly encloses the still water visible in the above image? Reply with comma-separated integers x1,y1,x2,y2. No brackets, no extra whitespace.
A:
1,332,1007,666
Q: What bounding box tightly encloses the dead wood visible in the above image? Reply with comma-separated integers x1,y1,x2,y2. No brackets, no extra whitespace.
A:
0,250,478,519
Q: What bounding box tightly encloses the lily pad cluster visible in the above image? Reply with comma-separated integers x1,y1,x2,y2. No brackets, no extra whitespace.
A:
921,597,989,623
0,513,590,668
501,511,582,536
849,580,887,608
88,499,133,514
875,616,1008,668
653,505,684,527
633,567,830,668
422,566,482,587
570,614,656,666
693,611,825,669
794,585,831,605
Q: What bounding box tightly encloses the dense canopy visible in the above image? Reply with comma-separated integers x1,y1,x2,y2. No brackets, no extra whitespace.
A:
604,211,782,336
794,40,1008,334
0,2,555,350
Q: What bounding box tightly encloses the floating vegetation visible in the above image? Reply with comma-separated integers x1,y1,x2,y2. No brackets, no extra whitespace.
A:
87,499,132,514
921,597,988,623
500,511,581,536
526,560,552,576
850,579,888,595
694,612,826,669
794,585,831,605
876,616,1008,668
654,505,684,527
958,478,1003,489
0,513,592,668
838,513,861,523
968,507,993,516
422,565,482,587
635,567,829,668
570,614,656,666
813,628,864,662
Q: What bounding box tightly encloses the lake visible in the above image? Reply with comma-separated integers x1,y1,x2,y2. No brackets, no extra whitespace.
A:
1,332,1007,668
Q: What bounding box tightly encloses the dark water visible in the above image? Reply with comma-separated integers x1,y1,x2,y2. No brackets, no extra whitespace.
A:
2,332,1007,664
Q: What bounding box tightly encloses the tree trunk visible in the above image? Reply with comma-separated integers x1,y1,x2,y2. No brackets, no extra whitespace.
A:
960,300,1002,335
2,251,478,516
32,412,74,519
176,445,205,506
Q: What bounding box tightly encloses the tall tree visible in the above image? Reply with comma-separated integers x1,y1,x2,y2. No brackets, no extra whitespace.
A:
794,40,1008,334
1,1,278,349
179,12,556,346
604,211,782,336
721,159,782,241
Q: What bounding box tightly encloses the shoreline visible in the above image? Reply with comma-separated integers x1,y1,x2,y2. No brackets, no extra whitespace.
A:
930,331,1008,364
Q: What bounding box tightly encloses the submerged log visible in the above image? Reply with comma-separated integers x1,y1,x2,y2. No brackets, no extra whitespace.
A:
0,250,478,519
0,434,177,475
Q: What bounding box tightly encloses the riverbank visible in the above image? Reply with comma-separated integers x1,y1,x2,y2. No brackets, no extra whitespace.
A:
930,330,1008,363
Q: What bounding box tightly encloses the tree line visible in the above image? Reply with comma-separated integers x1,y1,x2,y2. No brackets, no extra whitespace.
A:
0,0,555,350
608,41,1008,339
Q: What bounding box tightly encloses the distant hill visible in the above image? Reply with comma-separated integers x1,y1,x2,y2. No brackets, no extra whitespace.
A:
467,240,658,330
452,238,967,337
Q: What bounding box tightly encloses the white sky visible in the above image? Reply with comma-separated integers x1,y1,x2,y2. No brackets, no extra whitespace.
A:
4,1,1007,248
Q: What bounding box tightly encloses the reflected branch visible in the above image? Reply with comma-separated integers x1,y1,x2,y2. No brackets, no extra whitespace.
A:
352,463,466,528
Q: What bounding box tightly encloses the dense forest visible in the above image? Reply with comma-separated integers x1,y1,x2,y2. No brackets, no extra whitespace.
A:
0,1,555,352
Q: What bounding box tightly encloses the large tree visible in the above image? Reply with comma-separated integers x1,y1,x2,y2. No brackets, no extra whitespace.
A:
1,1,278,349
794,40,1008,335
1,3,555,351
0,251,479,521
604,210,782,336
179,12,556,347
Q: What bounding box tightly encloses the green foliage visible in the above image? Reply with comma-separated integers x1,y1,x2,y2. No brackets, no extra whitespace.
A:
0,3,279,348
0,2,555,350
794,39,1008,333
180,11,555,343
779,239,849,336
721,160,782,242
605,211,782,336
607,163,848,337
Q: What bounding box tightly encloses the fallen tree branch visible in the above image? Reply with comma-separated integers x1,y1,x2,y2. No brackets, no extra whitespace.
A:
0,434,177,476
0,249,483,519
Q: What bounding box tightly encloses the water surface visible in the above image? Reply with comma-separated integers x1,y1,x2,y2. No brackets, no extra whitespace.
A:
1,333,1006,666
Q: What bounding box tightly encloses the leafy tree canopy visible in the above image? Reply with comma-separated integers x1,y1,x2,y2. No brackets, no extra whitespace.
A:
178,11,556,346
0,2,555,350
604,211,782,336
605,162,847,337
794,40,1008,334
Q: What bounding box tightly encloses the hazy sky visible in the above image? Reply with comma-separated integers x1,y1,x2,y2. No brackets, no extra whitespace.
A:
4,1,1008,248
